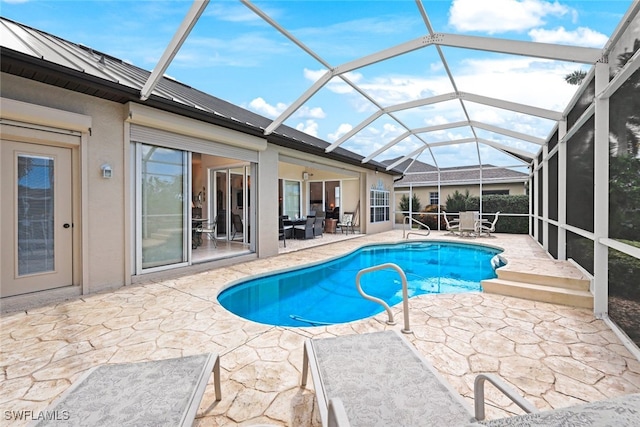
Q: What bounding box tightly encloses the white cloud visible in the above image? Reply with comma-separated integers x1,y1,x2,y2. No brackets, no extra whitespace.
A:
295,120,319,137
448,0,571,34
248,97,287,118
328,123,353,142
528,26,608,47
296,106,326,119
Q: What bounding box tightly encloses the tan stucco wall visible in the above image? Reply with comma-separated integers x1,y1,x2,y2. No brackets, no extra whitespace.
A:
1,73,398,305
2,73,127,294
364,173,395,234
396,182,526,210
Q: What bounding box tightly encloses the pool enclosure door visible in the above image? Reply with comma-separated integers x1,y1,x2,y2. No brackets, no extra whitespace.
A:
1,140,73,297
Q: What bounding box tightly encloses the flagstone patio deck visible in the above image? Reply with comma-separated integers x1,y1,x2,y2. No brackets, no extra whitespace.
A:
2,231,639,426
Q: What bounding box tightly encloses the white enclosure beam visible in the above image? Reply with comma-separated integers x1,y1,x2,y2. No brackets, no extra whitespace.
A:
326,111,383,152
598,48,640,99
333,35,435,75
386,92,459,113
428,137,476,148
413,121,471,133
593,61,610,316
264,70,333,135
362,133,412,163
361,121,470,163
140,0,209,101
385,146,428,170
436,33,603,64
470,121,545,145
478,138,534,163
460,92,564,121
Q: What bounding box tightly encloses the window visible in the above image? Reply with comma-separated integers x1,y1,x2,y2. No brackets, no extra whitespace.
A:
429,192,439,205
282,180,301,219
370,188,390,223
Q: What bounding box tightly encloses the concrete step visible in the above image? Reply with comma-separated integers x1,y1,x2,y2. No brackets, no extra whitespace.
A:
482,278,593,309
496,269,590,291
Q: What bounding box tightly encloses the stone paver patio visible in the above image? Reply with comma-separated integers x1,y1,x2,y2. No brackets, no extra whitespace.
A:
1,231,639,426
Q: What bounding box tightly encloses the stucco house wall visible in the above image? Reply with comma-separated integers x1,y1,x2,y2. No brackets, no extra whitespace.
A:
2,73,127,295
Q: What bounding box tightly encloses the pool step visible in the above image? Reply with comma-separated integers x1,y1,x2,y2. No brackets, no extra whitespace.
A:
496,269,590,291
482,278,593,309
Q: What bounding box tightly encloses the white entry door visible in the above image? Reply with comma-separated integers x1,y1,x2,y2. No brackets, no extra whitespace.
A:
1,140,73,297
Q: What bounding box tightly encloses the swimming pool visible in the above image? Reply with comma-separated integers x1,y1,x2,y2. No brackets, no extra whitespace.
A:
218,241,503,327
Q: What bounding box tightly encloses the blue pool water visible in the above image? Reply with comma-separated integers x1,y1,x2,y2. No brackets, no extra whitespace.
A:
218,241,503,327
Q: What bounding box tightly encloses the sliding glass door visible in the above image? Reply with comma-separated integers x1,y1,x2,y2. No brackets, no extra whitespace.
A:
137,144,188,272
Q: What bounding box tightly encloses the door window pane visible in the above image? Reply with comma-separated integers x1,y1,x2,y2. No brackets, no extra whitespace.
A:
284,180,300,219
141,145,186,269
17,155,54,275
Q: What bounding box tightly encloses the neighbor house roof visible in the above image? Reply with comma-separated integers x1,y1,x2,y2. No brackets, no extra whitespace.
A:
383,158,528,187
0,17,397,175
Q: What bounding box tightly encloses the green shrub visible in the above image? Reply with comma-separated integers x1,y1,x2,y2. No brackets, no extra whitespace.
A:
465,195,529,234
416,205,447,230
445,190,469,213
398,194,422,213
609,241,640,300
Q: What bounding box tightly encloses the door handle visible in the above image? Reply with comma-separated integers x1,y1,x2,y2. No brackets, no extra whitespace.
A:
63,223,71,229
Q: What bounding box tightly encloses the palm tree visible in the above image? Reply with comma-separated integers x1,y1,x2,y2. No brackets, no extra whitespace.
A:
564,70,587,85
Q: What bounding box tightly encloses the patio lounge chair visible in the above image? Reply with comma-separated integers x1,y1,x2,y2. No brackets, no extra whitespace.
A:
479,211,500,237
301,331,476,426
443,211,460,235
30,353,221,427
301,331,640,427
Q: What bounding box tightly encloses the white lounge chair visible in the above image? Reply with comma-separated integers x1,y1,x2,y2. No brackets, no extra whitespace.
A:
479,211,500,237
30,353,221,427
443,211,460,235
301,331,476,426
301,331,640,426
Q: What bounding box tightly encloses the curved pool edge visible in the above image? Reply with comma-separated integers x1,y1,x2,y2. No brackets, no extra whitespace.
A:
215,237,506,299
216,238,507,325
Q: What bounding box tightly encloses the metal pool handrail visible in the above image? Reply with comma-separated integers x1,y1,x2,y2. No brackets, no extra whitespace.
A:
403,215,431,239
355,263,411,334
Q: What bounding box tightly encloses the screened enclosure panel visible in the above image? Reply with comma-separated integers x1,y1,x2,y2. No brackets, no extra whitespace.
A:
566,117,594,233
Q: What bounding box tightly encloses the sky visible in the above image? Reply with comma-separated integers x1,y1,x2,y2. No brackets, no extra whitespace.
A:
1,0,633,169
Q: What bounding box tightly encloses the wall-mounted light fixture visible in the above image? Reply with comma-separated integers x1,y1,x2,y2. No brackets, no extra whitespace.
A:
302,172,310,180
101,163,113,179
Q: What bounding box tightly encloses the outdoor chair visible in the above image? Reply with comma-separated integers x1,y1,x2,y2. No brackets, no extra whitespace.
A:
294,216,315,239
231,214,243,240
337,213,354,234
32,353,221,427
279,216,292,247
313,213,325,237
479,211,500,237
458,212,477,238
201,217,217,247
301,331,640,427
443,211,460,235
